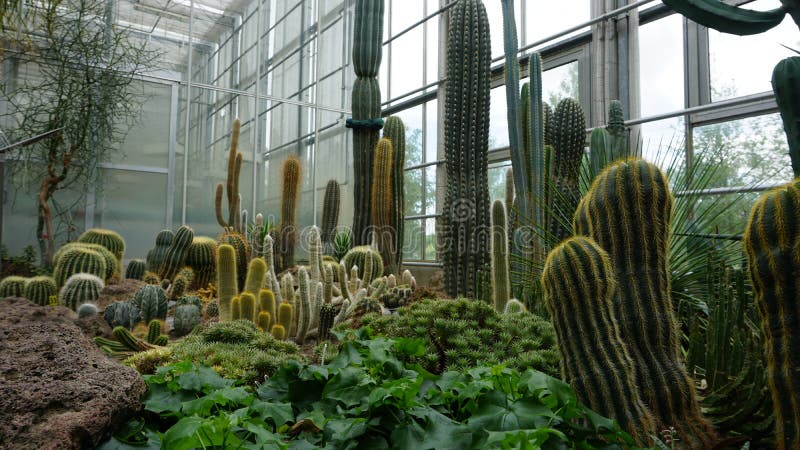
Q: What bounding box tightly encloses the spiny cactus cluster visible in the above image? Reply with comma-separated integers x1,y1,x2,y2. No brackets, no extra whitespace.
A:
342,245,383,281
53,245,108,288
146,229,174,272
159,225,194,281
215,118,243,231
185,236,217,290
55,242,117,281
104,301,140,330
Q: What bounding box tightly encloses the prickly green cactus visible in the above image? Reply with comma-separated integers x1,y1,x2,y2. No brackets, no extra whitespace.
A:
543,103,554,148
606,100,628,160
125,259,146,280
77,228,125,267
262,234,283,304
772,57,800,177
589,127,611,177
279,156,300,271
24,276,57,306
270,324,286,341
378,286,413,309
206,301,219,318
146,319,162,344
442,0,491,298
147,229,174,272
250,213,265,258
574,159,716,448
503,298,526,314
352,297,383,318
176,295,203,311
278,302,293,335
104,301,140,330
217,230,249,291
254,310,270,332
53,246,107,288
662,0,788,36
490,200,510,313
371,138,395,274
542,237,657,447
321,180,340,244
77,302,98,319
159,225,194,281
342,245,383,281
244,257,267,296
323,265,334,303
174,305,202,337
382,115,406,271
215,119,243,230
59,273,104,311
549,98,586,245
401,269,416,290
258,289,276,327
133,284,168,324
55,243,117,281
0,275,26,299
318,304,336,342
240,292,256,322
743,178,800,450
112,326,155,352
169,273,188,300
308,226,324,302
295,267,311,345
186,236,217,290
217,244,238,322
143,271,160,285
231,296,242,321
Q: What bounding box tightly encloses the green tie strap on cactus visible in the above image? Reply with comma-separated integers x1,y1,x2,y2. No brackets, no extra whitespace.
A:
59,273,104,311
125,259,146,280
244,257,267,296
217,230,249,291
77,228,125,266
186,237,217,290
0,275,27,299
104,301,140,330
542,237,656,447
574,159,717,448
159,225,194,282
240,292,257,323
257,311,272,332
279,156,300,272
133,284,168,324
662,0,788,36
442,0,491,298
24,276,57,306
490,200,510,313
147,229,174,272
217,244,239,322
371,137,395,274
270,324,286,341
215,118,243,230
772,57,800,177
321,180,341,245
53,246,107,288
382,116,406,271
345,118,384,130
743,178,800,450
342,245,384,281
146,319,162,345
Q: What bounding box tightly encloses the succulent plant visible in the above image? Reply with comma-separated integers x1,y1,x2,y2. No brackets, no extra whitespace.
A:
244,257,267,296
53,246,107,288
132,284,168,324
158,225,194,281
342,245,383,281
185,236,217,290
77,302,99,318
0,275,27,299
77,228,125,266
125,259,146,280
382,115,406,272
59,273,104,311
55,242,117,281
321,180,340,245
174,304,202,336
217,230,249,291
215,119,243,230
104,301,140,330
146,229,174,272
278,156,300,272
23,275,57,306
217,244,238,321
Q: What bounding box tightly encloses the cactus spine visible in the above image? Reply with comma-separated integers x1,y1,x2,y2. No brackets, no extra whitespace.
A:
0,276,26,298
217,244,238,322
542,237,656,447
159,225,194,281
278,156,300,271
240,292,257,322
24,276,56,306
574,159,716,448
743,178,800,450
59,273,104,311
125,259,146,280
371,138,394,275
218,230,249,290
270,324,286,341
382,116,406,272
321,180,340,245
257,311,272,332
490,200,510,313
442,0,491,298
549,98,586,245
215,118,243,230
53,246,107,288
186,237,217,290
147,229,174,272
772,57,800,177
133,284,168,324
349,0,384,246
244,257,267,296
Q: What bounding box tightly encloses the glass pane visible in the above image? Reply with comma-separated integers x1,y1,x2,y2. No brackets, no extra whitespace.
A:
639,15,684,116
425,165,437,215
403,218,423,261
542,61,579,107
426,16,439,85
404,168,424,216
425,101,438,163
489,86,510,149
639,117,686,170
118,81,173,167
488,161,512,204
524,0,589,46
484,0,523,59
391,0,423,35
423,217,436,261
394,105,424,166
692,191,764,235
390,26,425,98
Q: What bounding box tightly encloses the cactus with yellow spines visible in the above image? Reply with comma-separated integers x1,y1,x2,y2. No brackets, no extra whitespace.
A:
321,180,340,245
216,244,239,322
542,236,656,447
215,118,243,230
371,138,395,274
280,274,296,336
270,324,286,341
503,298,526,314
743,178,800,450
383,116,405,271
231,296,242,321
159,225,194,281
77,228,125,269
574,158,716,448
257,311,272,332
490,200,510,313
169,273,188,300
277,302,293,335
24,276,57,306
239,292,256,322
59,273,104,311
295,267,311,344
55,242,117,282
244,257,267,296
259,289,276,327
342,245,383,281
549,98,586,245
217,229,249,291
323,264,334,303
53,246,107,288
125,259,146,281
278,156,301,271
186,236,217,290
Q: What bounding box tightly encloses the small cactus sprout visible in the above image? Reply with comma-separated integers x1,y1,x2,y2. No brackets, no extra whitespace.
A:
503,298,527,314
240,292,257,322
401,269,416,289
147,320,162,344
259,290,276,327
77,303,99,319
270,324,286,341
143,271,160,285
231,296,242,321
206,301,220,317
174,304,202,336
278,303,293,333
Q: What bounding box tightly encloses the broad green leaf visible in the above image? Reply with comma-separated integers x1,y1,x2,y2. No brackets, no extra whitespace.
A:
180,386,252,416
327,341,364,368
249,400,295,428
322,367,375,408
178,365,232,392
142,383,193,415
394,337,427,357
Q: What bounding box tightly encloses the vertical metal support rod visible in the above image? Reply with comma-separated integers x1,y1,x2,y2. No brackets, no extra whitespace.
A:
252,0,263,216
312,0,322,226
181,0,195,225
166,83,179,229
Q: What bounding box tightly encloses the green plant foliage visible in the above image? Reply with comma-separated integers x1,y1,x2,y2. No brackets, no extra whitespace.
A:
360,298,559,376
332,230,351,262
103,332,636,449
77,228,126,265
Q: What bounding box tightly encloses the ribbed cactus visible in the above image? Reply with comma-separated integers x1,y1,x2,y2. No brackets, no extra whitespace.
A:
24,276,57,306
371,138,395,275
542,236,656,447
589,127,611,177
350,0,385,246
270,324,286,341
606,100,628,160
308,226,323,303
321,180,340,245
244,257,267,296
772,57,800,177
55,243,117,281
549,98,586,245
503,298,526,314
318,304,336,342
231,296,242,320
77,302,98,319
280,274,297,336
543,103,554,147
146,229,174,272
133,284,168,324
382,116,405,271
0,275,26,299
77,228,125,268
277,302,293,334
295,267,311,345
217,244,238,322
259,289,276,328
173,304,201,336
279,156,300,272
342,245,383,281
217,231,248,290
53,246,107,288
159,225,194,281
104,301,140,330
146,319,162,345
176,295,203,311
490,200,510,313
574,159,716,448
442,0,491,298
125,259,146,280
257,311,272,332
143,271,160,285
215,118,243,230
59,273,104,311
240,292,256,322
112,326,155,352
250,213,265,258
262,234,283,304
323,264,333,303
743,178,800,450
186,237,217,290
169,273,188,300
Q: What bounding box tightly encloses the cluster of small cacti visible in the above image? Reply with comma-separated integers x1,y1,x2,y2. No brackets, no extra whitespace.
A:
214,118,243,231
133,284,168,324
55,242,118,281
378,286,412,309
217,230,249,290
59,273,104,311
146,229,174,272
77,228,125,270
158,225,194,281
125,259,146,280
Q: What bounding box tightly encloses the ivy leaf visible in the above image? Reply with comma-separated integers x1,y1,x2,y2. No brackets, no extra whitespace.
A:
180,386,252,416
392,407,474,450
142,383,194,415
322,367,375,408
178,365,232,393
327,341,364,368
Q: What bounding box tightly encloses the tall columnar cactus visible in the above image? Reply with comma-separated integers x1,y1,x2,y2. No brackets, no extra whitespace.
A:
549,98,586,245
147,229,174,272
125,259,146,281
24,276,57,306
574,159,716,448
231,296,242,321
217,244,238,322
250,213,265,258
606,100,628,160
371,137,394,274
133,284,168,324
77,228,125,267
262,234,282,304
349,0,385,246
321,180,340,245
215,118,243,230
240,292,257,323
104,301,140,330
279,156,300,271
772,57,800,177
542,237,656,447
217,230,249,290
59,273,104,311
490,200,510,313
382,116,405,271
295,267,311,345
743,178,800,450
53,246,107,288
244,257,267,296
308,226,324,302
186,236,217,290
159,225,194,281
442,0,491,298
318,304,336,342
589,127,611,178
